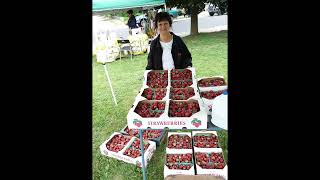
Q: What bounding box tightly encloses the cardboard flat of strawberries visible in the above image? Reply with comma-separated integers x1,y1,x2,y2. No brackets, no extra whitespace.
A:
200,89,227,115
192,131,221,150
99,132,156,168
127,99,207,130
128,68,211,130
198,77,228,92
163,152,195,178
120,125,167,146
164,175,226,180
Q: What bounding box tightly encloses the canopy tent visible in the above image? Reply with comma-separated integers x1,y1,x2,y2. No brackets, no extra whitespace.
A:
93,0,165,12
93,1,166,108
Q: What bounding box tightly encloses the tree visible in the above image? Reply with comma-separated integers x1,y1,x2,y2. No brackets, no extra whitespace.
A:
212,0,228,15
165,0,205,35
165,0,227,35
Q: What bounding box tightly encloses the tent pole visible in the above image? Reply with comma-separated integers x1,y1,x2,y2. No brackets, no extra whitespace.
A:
103,63,118,106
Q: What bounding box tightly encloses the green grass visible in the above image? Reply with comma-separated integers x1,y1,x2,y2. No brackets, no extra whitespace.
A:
93,31,228,180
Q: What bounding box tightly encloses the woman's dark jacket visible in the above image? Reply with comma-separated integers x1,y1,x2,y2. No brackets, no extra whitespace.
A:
146,32,192,70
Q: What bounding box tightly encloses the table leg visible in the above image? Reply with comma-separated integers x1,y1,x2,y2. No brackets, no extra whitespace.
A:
139,130,147,180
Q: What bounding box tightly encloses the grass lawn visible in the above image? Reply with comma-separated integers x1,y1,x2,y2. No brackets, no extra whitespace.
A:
93,30,228,180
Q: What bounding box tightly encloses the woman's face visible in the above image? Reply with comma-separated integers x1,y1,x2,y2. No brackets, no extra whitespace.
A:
157,20,170,34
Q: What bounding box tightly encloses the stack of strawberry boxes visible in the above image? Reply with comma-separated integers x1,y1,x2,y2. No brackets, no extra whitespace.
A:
127,68,207,130
197,77,228,115
163,131,228,180
164,132,195,177
99,132,156,168
192,131,227,179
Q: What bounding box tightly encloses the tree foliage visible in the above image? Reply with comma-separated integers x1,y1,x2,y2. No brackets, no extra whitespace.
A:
165,0,227,34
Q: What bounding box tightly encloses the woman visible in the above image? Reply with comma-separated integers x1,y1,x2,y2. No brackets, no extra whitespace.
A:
146,12,192,70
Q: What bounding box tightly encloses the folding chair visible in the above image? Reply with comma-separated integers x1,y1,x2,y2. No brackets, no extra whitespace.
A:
117,39,133,60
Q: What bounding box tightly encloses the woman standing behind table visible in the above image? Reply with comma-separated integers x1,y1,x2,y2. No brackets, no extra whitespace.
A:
146,12,192,70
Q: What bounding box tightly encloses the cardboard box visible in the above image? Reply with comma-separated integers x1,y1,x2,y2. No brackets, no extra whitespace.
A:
170,68,198,89
200,89,227,115
166,132,193,153
142,70,169,89
164,175,226,180
127,99,167,129
127,99,207,129
100,132,156,167
170,87,201,101
192,131,221,151
164,133,195,178
170,67,197,80
194,148,228,179
135,86,170,101
120,125,167,146
166,99,207,129
142,68,197,89
197,77,228,92
164,151,195,178
120,125,139,137
128,68,207,129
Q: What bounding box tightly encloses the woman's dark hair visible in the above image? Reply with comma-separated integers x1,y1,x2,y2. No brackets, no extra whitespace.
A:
154,12,172,29
127,10,133,14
